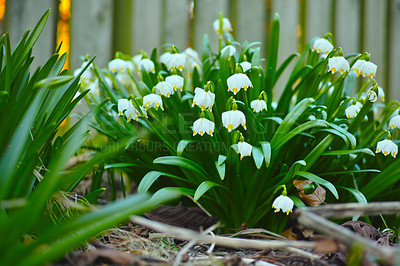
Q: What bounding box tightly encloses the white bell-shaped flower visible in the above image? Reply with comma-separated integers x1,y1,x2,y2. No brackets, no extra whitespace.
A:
74,67,93,85
160,52,186,71
328,57,350,74
389,115,400,130
125,105,140,122
220,45,236,58
138,59,155,73
126,60,135,73
250,99,267,113
237,141,252,160
367,89,378,102
192,87,215,111
132,54,143,67
108,59,128,73
376,139,398,158
352,60,377,78
165,75,184,91
143,94,163,110
378,86,385,101
240,61,252,72
193,118,215,136
118,99,131,116
227,73,252,95
345,102,363,119
222,110,246,132
212,17,232,34
272,195,294,215
116,72,131,87
155,81,174,97
312,38,334,55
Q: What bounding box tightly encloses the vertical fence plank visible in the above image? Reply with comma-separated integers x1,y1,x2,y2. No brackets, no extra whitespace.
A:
132,0,162,55
70,0,113,70
364,0,385,88
5,0,56,69
236,0,264,45
193,0,228,52
163,0,188,50
389,0,400,100
335,0,360,54
272,0,298,98
306,0,332,41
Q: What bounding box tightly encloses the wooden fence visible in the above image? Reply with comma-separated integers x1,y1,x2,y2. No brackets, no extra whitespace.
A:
2,0,400,100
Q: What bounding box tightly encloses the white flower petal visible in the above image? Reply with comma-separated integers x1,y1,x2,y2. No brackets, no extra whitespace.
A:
272,195,294,215
221,110,246,132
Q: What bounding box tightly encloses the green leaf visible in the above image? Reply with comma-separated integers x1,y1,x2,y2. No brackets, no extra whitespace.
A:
296,171,339,199
339,187,367,204
260,141,271,167
329,123,356,149
217,155,226,166
273,53,299,87
153,156,212,180
252,146,264,169
84,188,106,204
251,47,260,66
177,139,194,156
137,171,188,193
194,181,222,201
322,148,374,156
215,161,225,180
289,195,306,208
104,163,142,169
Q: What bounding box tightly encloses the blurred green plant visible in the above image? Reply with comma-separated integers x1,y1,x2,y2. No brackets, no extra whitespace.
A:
83,13,399,230
0,10,175,265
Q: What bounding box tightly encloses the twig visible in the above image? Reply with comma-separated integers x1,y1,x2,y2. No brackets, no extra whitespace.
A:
131,216,317,250
295,208,397,264
299,201,400,218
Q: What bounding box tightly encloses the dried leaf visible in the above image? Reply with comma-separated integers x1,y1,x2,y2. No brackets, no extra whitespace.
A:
145,202,218,231
280,227,297,240
313,239,340,253
293,179,326,206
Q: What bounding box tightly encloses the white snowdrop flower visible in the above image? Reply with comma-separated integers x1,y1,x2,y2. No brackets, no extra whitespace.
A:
240,61,252,72
212,17,233,34
116,72,131,87
74,67,93,85
118,99,133,116
184,47,199,61
160,52,186,71
125,105,140,122
389,115,400,130
271,101,278,110
352,60,377,78
312,38,334,55
184,47,201,70
272,195,294,215
108,59,128,73
139,106,148,118
376,139,398,158
250,99,267,113
328,57,350,74
143,94,163,110
193,118,215,136
220,45,236,58
126,60,135,72
367,89,378,102
192,87,215,111
165,75,184,91
378,86,385,101
132,54,143,67
345,102,362,119
138,59,155,73
237,141,252,160
222,110,246,132
227,73,252,95
155,81,174,97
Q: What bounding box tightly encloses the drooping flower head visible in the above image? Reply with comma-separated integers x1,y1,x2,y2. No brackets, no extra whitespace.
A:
155,75,174,97
165,75,184,91
240,61,252,72
272,185,294,215
108,59,129,74
220,45,236,58
193,113,215,136
345,101,363,119
227,65,253,95
212,17,232,34
312,38,334,55
74,67,93,86
352,59,377,78
376,139,398,158
222,101,246,132
237,135,252,160
328,56,350,74
143,93,163,111
192,82,215,111
160,46,186,71
389,115,400,130
138,58,155,73
251,99,267,113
